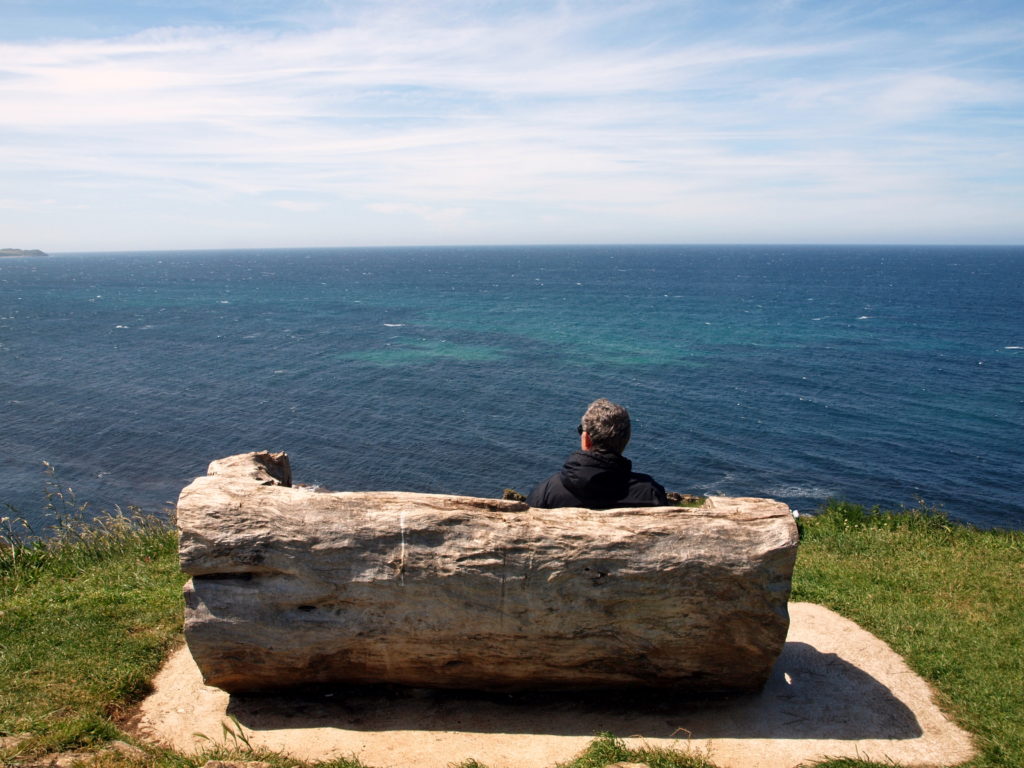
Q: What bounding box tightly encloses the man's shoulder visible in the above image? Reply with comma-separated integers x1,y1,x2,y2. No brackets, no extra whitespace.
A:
628,469,663,487
525,471,564,507
625,471,668,504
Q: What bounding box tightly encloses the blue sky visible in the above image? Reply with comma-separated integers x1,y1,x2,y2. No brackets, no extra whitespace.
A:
1,0,1022,250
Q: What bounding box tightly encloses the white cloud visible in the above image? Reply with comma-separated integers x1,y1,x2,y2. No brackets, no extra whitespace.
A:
270,200,326,213
367,202,469,224
868,73,1013,123
0,1,1022,248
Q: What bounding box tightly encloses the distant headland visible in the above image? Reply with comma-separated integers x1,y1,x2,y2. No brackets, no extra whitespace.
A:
0,248,48,258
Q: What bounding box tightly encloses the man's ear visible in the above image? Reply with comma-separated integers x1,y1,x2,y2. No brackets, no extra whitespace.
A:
580,431,593,451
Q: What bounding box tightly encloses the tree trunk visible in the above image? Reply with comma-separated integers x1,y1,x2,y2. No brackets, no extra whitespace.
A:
179,452,798,694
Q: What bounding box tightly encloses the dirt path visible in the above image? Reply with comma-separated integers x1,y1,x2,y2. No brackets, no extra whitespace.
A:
132,603,974,768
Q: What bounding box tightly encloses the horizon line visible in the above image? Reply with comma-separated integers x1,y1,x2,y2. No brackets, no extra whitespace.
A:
37,241,1024,256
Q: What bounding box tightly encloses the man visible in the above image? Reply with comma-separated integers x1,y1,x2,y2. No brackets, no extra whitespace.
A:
526,398,669,509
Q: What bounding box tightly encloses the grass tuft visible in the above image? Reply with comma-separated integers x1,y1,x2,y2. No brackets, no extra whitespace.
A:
550,733,714,768
1,463,174,592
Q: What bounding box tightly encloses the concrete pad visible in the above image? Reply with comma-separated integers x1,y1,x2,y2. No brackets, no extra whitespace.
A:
132,603,975,768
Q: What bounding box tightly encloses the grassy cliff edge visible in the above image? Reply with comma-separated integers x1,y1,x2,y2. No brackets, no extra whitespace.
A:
1,500,1021,768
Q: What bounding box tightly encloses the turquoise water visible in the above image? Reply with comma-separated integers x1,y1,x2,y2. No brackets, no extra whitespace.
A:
1,244,1021,531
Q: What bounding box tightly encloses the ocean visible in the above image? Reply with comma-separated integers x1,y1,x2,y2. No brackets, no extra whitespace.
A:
1,244,1021,533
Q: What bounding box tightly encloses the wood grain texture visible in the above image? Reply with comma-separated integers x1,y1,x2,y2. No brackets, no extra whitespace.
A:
179,452,798,694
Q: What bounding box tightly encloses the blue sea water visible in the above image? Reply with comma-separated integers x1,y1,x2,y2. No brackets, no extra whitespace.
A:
1,245,1022,532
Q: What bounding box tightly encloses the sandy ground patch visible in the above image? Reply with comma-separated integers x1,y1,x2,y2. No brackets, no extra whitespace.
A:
132,603,974,768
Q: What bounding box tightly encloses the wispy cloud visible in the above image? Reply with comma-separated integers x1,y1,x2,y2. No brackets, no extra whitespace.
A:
0,0,1022,248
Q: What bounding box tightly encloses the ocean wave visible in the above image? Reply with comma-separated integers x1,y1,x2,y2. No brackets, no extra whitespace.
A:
762,484,835,500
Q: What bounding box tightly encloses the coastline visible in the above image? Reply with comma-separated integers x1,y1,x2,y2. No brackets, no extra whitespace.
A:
0,248,48,258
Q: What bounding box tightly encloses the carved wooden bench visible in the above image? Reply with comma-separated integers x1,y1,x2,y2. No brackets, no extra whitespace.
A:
178,451,798,694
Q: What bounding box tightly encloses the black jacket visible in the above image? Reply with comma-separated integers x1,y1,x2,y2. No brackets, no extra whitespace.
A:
526,450,668,509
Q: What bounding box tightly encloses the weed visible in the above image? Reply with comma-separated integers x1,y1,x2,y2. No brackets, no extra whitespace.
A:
554,733,714,768
1,463,172,591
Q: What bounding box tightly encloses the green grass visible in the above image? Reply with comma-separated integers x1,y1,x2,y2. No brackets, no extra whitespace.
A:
2,497,1021,768
0,513,186,755
793,501,1024,768
554,733,713,767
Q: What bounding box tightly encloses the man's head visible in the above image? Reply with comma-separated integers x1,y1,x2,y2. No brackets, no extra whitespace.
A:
580,398,631,454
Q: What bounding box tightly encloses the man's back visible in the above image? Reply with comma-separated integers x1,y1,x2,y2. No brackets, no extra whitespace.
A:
526,448,667,509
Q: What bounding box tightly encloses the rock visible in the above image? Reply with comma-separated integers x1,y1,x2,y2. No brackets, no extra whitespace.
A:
27,752,87,768
13,743,145,768
103,741,146,759
179,452,798,695
0,733,31,751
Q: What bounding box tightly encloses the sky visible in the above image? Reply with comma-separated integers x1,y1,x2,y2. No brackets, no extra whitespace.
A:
1,0,1023,251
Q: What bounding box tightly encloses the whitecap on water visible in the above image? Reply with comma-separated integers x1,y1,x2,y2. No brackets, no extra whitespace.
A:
765,484,835,500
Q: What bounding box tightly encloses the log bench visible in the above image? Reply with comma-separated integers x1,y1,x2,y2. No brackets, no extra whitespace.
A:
178,451,799,694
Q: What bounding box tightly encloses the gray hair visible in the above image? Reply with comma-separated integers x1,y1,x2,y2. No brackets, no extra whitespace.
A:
581,398,631,454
